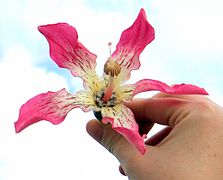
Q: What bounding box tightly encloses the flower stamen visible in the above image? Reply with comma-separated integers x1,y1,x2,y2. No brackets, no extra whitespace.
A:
103,58,121,102
104,58,121,77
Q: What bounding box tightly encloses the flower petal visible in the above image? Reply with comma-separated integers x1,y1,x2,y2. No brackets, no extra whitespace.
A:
15,88,87,133
74,90,98,112
112,8,155,80
38,23,99,88
133,79,209,96
101,104,146,154
115,84,135,101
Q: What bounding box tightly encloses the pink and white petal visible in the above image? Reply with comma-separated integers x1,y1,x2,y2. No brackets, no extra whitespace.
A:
38,23,98,86
73,90,96,112
112,8,155,80
101,104,146,154
83,73,104,93
116,84,135,102
133,79,209,96
15,89,91,133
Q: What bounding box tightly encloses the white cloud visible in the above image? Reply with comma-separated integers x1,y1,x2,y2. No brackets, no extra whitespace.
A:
151,0,223,55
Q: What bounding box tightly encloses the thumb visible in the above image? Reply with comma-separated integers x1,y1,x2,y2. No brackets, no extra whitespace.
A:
86,119,140,165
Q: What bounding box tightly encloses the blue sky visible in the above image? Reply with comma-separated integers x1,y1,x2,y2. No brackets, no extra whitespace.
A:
0,0,223,179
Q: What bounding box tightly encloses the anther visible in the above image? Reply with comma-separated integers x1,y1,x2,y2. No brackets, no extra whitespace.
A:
104,59,121,77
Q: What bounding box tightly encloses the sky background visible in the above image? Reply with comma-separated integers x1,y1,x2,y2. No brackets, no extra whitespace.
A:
0,0,223,179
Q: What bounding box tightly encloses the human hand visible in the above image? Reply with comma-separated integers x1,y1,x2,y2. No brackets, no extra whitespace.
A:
86,93,223,180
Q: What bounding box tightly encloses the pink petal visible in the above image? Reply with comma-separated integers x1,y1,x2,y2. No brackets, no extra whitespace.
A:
102,105,146,154
133,79,208,96
112,8,155,80
38,23,97,81
15,89,77,133
114,127,147,154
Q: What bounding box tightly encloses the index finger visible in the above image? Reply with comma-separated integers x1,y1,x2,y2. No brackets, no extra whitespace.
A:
153,92,210,102
125,97,193,127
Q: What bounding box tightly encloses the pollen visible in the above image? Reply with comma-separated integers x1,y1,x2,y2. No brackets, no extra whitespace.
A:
104,59,121,77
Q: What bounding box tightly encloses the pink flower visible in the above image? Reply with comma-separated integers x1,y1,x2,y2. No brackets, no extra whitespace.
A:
15,9,208,154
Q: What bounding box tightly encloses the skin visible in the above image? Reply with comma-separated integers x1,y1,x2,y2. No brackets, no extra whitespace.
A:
86,93,223,180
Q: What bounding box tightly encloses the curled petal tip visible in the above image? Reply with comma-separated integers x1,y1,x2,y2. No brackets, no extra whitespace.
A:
37,25,43,31
14,121,21,133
